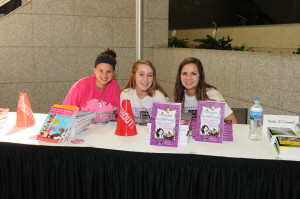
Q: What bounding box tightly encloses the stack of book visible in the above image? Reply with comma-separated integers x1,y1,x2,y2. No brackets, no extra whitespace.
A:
274,136,300,159
147,118,192,146
36,104,79,143
223,120,233,141
191,119,233,142
69,112,95,139
267,127,297,144
178,119,192,146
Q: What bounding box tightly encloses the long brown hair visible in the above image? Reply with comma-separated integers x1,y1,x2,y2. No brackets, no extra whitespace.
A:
122,60,168,97
173,57,215,107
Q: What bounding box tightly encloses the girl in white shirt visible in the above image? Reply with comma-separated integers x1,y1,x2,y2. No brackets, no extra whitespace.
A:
173,57,238,123
121,60,170,118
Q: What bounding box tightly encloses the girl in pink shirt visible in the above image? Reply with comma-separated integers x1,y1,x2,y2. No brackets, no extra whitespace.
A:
63,49,120,114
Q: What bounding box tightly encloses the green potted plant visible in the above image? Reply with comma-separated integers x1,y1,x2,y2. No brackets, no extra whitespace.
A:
168,30,189,48
293,45,300,54
193,21,253,51
193,21,232,50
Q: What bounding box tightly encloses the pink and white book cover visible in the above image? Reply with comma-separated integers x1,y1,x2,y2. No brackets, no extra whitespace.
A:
193,101,225,143
150,102,181,147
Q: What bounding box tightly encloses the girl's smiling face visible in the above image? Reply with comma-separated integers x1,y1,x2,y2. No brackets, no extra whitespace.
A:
180,63,200,96
94,63,114,91
134,64,154,95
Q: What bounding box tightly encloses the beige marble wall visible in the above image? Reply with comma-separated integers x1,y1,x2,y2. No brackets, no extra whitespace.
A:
153,48,300,118
170,24,300,54
0,0,168,113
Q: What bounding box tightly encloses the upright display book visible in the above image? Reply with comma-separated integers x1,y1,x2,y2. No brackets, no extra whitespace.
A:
193,101,225,143
150,102,181,147
36,105,79,143
147,113,192,146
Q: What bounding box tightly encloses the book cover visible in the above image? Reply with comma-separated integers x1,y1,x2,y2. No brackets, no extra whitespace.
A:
276,137,300,150
193,101,225,143
267,127,296,137
274,137,300,159
36,105,79,143
147,115,191,146
150,102,181,147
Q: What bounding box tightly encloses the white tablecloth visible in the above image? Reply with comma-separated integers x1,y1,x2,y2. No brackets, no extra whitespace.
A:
0,112,296,161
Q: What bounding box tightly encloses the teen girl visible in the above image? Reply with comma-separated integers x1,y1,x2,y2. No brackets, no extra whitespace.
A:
121,60,169,118
63,48,120,113
173,57,238,123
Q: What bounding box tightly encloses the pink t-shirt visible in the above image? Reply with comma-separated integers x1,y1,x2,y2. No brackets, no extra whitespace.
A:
63,75,120,114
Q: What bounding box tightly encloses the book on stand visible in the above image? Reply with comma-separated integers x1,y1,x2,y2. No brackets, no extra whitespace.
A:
147,113,192,146
267,127,297,144
150,102,181,147
36,104,79,143
193,101,225,143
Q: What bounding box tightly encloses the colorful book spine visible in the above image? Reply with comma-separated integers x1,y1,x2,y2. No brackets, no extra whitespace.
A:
150,102,181,147
223,120,233,141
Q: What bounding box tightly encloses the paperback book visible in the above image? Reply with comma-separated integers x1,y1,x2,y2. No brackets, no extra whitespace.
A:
193,101,225,143
147,113,192,146
267,127,297,144
36,105,79,143
223,120,233,141
150,102,181,147
69,112,95,139
274,136,300,159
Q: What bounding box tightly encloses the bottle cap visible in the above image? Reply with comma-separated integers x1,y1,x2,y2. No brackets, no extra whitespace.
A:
255,97,260,103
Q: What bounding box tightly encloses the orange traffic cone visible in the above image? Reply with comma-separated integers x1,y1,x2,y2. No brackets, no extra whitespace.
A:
115,100,137,136
16,93,35,127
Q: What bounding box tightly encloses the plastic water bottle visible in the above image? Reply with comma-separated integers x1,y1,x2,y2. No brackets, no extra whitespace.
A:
249,97,263,141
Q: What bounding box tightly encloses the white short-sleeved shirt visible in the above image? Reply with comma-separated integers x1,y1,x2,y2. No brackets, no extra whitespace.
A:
120,88,170,118
183,88,233,118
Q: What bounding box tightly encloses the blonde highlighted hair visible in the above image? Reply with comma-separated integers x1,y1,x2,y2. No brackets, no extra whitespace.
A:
122,60,168,97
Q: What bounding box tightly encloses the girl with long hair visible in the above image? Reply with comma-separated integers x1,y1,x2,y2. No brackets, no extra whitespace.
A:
173,57,238,123
121,60,169,118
